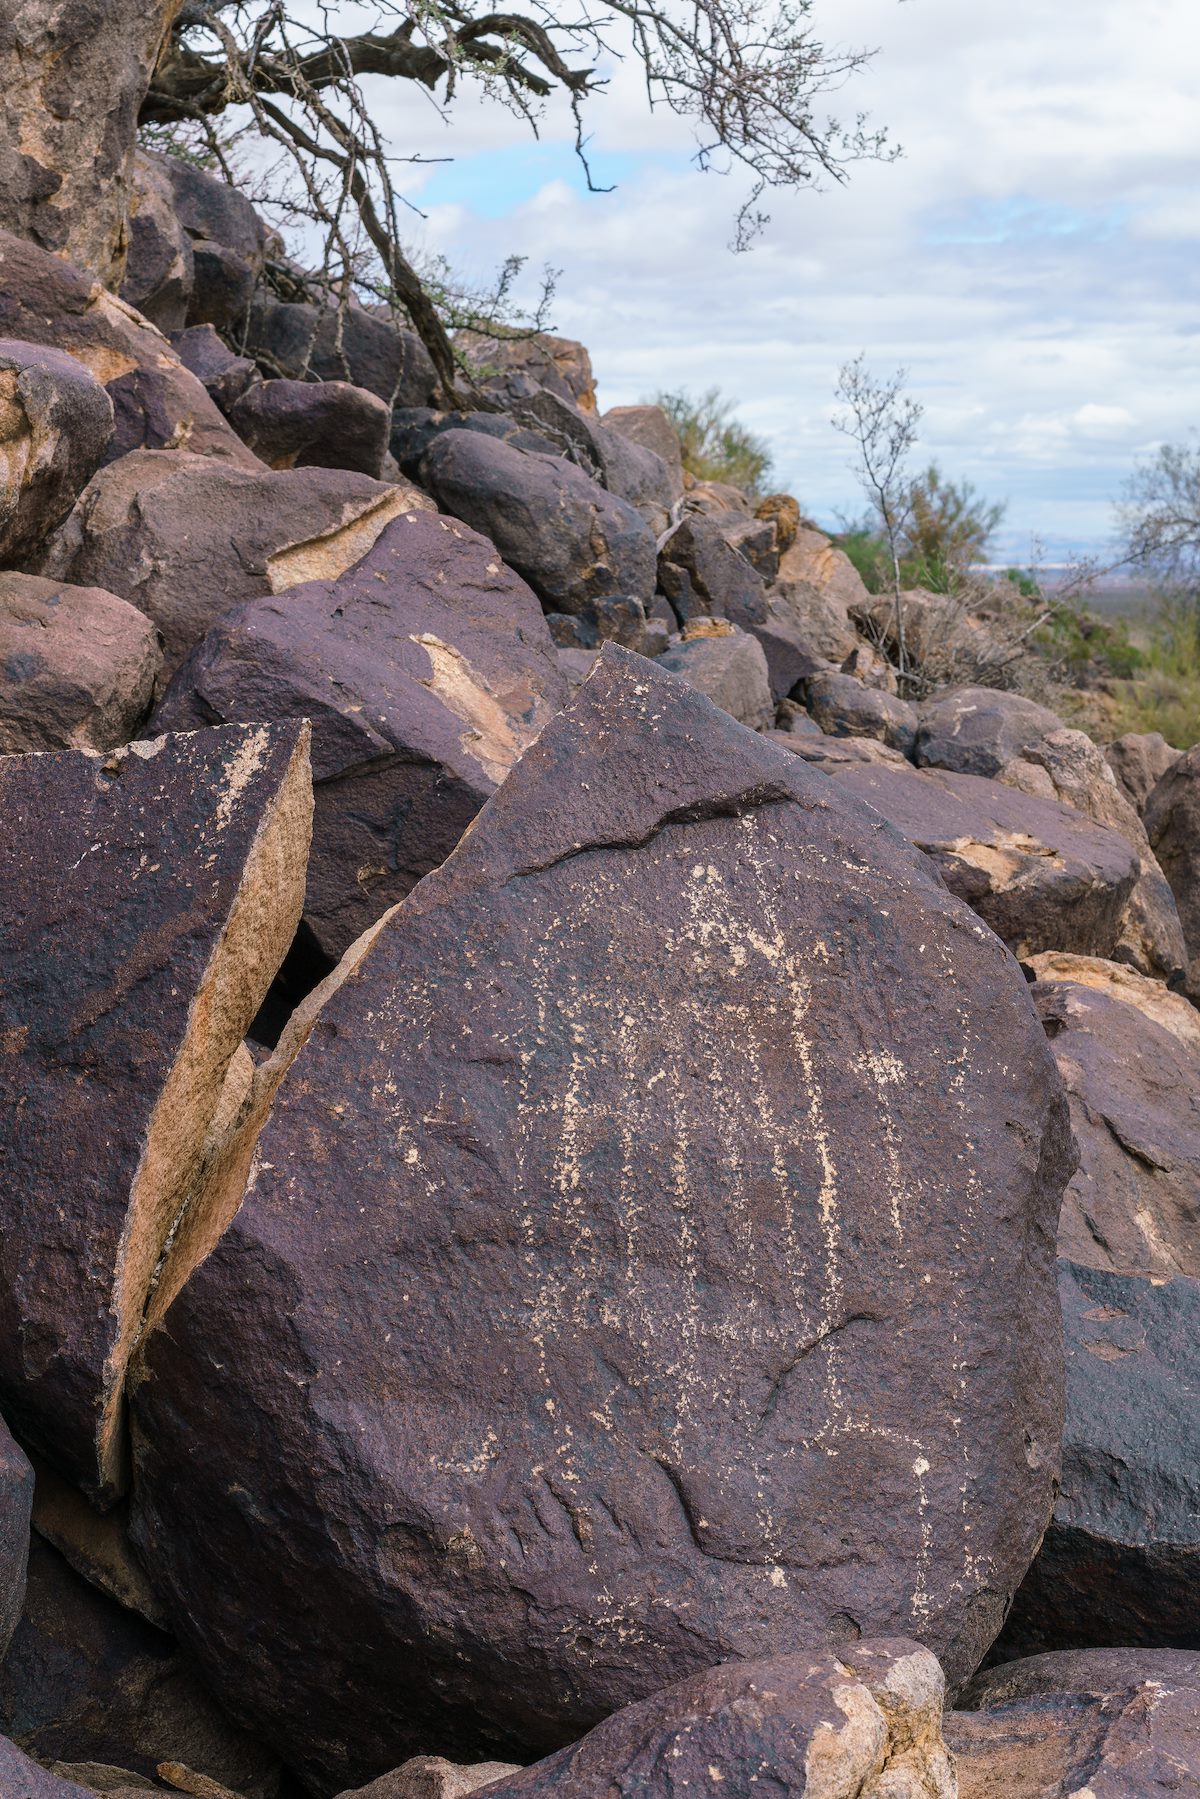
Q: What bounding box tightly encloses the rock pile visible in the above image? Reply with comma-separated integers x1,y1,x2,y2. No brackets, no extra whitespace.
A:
0,94,1197,1799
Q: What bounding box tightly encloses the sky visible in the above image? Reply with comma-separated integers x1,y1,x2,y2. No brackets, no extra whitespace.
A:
350,0,1200,560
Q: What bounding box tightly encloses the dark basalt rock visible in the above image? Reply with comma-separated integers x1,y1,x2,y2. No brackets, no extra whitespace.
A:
1105,730,1182,814
187,240,257,333
914,686,1066,779
0,1415,33,1659
131,647,1072,1792
0,1540,282,1797
0,722,312,1501
0,339,113,565
153,509,566,961
243,294,437,407
120,152,195,334
818,759,1140,961
1031,974,1200,1279
993,1260,1200,1660
804,671,919,757
0,572,162,754
154,152,268,270
438,1641,954,1799
391,408,560,480
169,325,260,414
421,430,658,613
0,1735,94,1799
1145,742,1200,988
226,377,391,477
657,514,768,628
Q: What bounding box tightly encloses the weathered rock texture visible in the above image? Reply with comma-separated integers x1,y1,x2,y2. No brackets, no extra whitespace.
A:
456,331,596,414
1031,972,1200,1278
29,1451,166,1628
995,1260,1200,1660
804,672,919,757
0,1540,281,1796
0,340,113,565
1145,742,1200,988
819,760,1140,962
950,1647,1200,1798
244,295,437,408
40,449,431,676
132,647,1072,1791
1106,730,1182,813
154,510,567,960
0,1734,94,1799
0,573,161,753
336,1758,522,1799
0,231,256,468
421,431,657,613
0,722,312,1500
0,1415,33,1658
914,687,1065,780
1024,952,1200,1055
656,623,774,730
0,0,183,286
225,379,391,477
439,1642,954,1799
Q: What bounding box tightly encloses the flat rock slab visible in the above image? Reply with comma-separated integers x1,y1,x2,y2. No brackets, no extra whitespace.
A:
1031,974,1200,1279
0,339,113,565
452,1641,953,1799
994,1259,1200,1660
0,1414,33,1658
131,647,1072,1791
154,510,567,960
819,759,1140,961
0,722,312,1501
0,573,161,754
39,448,431,677
950,1648,1200,1798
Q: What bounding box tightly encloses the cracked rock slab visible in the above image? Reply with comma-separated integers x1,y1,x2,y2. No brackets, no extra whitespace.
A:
131,645,1071,1791
0,722,312,1502
153,508,566,960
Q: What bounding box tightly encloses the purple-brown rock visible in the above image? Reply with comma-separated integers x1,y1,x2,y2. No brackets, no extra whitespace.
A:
0,1736,94,1799
0,339,113,565
1105,730,1182,814
0,573,162,753
39,448,431,676
1145,742,1200,990
0,722,312,1501
226,378,392,477
131,647,1072,1791
0,1415,33,1658
153,510,567,959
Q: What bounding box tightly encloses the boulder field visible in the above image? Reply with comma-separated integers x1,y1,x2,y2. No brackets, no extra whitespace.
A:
0,131,1198,1799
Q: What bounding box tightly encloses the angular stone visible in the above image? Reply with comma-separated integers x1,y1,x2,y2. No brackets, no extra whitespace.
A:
1145,743,1200,985
963,1645,1200,1708
336,1759,522,1799
754,493,801,554
29,1451,167,1629
0,573,161,753
657,514,767,627
153,510,567,961
0,339,113,565
1031,972,1200,1279
1024,952,1200,1055
1105,730,1182,814
155,153,269,273
430,1643,953,1799
819,760,1140,961
120,152,195,335
994,1260,1200,1660
39,448,432,676
226,378,391,476
168,326,259,414
421,430,657,613
187,241,255,334
506,390,676,535
0,1736,94,1799
804,672,919,757
131,647,1072,1788
767,731,910,770
0,722,312,1499
0,1415,33,1658
455,331,596,413
0,231,256,470
244,295,437,408
600,405,684,499
391,408,558,481
776,527,870,614
914,686,1065,780
657,622,774,729
0,1539,282,1797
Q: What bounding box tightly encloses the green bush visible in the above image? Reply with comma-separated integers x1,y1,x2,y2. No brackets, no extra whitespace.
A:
652,388,774,497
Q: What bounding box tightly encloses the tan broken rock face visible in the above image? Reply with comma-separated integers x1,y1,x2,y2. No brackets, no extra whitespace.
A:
0,721,312,1502
1024,952,1200,1056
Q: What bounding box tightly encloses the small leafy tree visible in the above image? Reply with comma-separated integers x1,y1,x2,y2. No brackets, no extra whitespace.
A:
832,355,922,677
1119,438,1200,650
654,388,774,495
902,464,1006,592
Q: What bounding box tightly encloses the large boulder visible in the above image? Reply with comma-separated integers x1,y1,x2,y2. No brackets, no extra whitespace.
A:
243,294,437,408
994,1260,1200,1659
225,378,391,477
421,1642,953,1799
1030,971,1200,1279
502,389,677,535
0,231,257,470
803,671,919,757
914,686,1065,780
656,622,774,729
0,573,161,753
0,339,114,565
777,526,870,610
0,1539,282,1796
0,1416,33,1659
0,0,180,286
0,722,312,1501
455,331,596,413
421,430,657,613
601,404,684,499
1024,951,1200,1054
168,325,259,414
948,1649,1200,1797
390,408,559,480
1105,730,1183,813
818,760,1140,962
131,647,1072,1790
153,510,567,961
39,448,431,676
1145,743,1200,988
119,151,195,334
657,513,767,627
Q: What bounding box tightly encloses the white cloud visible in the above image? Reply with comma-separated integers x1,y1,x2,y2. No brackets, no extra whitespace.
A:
358,0,1200,557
